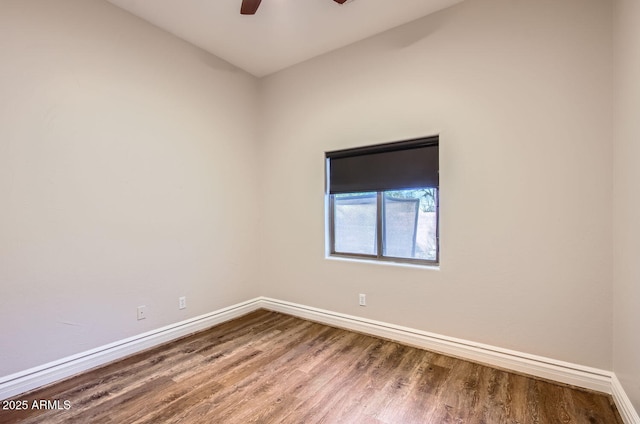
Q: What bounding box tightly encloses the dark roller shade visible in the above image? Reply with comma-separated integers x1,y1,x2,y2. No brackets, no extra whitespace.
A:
327,137,438,194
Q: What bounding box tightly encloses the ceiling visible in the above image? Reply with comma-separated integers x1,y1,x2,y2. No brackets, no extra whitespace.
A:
106,0,463,77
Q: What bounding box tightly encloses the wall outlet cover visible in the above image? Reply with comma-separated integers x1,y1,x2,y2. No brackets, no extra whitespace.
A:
137,305,146,320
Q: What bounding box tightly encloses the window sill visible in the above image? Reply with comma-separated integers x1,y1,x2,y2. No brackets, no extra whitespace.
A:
325,254,440,271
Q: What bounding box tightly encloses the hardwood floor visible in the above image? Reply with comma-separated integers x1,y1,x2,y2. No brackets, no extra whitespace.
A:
1,310,623,423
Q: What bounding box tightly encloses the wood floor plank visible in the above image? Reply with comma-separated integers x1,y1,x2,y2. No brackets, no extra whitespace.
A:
1,310,624,424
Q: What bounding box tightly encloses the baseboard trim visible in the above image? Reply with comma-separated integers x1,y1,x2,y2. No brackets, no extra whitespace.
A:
259,299,612,388
0,298,262,401
612,374,640,424
259,297,640,423
2,296,637,423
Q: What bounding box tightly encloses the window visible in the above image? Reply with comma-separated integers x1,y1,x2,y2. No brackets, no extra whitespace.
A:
326,136,439,265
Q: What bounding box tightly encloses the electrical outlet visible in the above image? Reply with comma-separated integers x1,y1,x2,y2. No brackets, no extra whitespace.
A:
359,294,366,306
179,296,186,310
137,305,146,320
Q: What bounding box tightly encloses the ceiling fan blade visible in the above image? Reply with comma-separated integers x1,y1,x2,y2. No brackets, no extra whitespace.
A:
241,0,262,15
333,0,347,3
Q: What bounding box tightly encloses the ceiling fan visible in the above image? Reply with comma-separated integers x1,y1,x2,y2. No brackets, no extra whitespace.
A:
241,0,347,15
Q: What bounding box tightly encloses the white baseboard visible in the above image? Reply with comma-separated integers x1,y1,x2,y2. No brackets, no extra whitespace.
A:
0,298,262,402
258,298,612,392
258,297,639,424
612,374,640,424
1,296,637,423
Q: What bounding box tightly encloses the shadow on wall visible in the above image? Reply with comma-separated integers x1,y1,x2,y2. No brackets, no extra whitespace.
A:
381,5,454,50
193,47,246,74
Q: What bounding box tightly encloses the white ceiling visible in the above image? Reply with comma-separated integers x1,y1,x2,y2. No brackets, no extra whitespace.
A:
106,0,463,77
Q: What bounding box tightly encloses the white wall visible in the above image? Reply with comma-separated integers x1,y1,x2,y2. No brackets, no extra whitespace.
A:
2,0,628,401
0,0,260,376
613,0,640,412
259,0,613,369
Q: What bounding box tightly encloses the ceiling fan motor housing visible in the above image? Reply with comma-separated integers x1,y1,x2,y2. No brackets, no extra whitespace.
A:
241,0,346,15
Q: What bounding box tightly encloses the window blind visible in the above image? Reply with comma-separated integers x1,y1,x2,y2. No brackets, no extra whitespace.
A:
326,136,439,194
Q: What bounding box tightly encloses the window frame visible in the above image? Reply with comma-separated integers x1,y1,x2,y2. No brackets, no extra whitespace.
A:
326,136,440,266
327,190,439,266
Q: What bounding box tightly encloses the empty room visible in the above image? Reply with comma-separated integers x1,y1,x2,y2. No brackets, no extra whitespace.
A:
1,0,639,422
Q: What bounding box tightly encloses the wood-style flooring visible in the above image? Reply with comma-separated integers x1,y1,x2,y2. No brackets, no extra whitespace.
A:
1,310,623,423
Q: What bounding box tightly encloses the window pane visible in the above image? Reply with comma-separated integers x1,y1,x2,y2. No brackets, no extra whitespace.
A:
383,189,437,261
334,193,377,255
